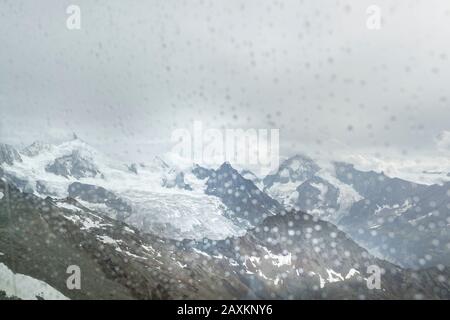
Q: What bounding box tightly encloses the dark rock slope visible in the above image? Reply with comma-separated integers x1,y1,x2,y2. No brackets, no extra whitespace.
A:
0,179,448,300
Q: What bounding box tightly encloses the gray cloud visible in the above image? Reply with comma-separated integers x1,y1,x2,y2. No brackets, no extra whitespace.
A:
1,0,450,163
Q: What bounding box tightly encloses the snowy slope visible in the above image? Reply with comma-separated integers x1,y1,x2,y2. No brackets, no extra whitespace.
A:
0,263,68,300
1,160,449,300
263,155,362,223
263,155,450,268
1,139,245,240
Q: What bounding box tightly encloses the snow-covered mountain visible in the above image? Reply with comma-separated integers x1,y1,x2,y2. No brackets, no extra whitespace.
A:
240,169,263,189
0,138,247,240
192,162,283,228
263,155,361,221
1,179,448,300
1,139,449,299
263,155,320,206
21,141,54,157
263,155,450,269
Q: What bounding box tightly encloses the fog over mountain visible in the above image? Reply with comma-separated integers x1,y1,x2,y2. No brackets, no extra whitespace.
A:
1,0,450,170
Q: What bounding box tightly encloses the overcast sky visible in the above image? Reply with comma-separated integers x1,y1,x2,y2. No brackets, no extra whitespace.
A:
1,0,450,168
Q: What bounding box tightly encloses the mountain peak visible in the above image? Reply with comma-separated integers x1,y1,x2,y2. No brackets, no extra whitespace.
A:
282,154,319,169
59,138,98,158
263,154,320,188
45,147,101,179
22,141,53,157
218,161,236,172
